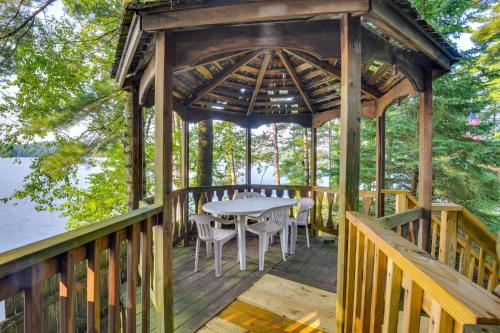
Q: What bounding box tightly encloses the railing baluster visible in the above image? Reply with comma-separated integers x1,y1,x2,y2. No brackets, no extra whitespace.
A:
126,224,140,333
60,249,77,333
382,259,402,333
429,301,454,333
316,191,324,229
439,211,458,268
24,264,43,332
477,248,486,287
369,248,387,333
360,239,375,332
108,232,122,333
141,217,153,333
401,277,423,333
488,260,499,292
461,236,472,277
87,238,104,333
352,229,365,331
344,223,357,333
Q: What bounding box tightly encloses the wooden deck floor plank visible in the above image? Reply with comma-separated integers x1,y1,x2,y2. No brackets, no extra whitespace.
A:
176,269,265,333
236,275,336,332
219,299,328,333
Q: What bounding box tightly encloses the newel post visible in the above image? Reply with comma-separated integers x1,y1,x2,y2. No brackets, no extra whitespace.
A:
310,126,317,234
336,14,362,333
153,30,175,332
375,112,385,217
418,68,433,250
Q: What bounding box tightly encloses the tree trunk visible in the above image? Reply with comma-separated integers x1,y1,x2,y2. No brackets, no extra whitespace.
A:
197,120,213,186
123,91,134,210
272,123,280,185
303,128,309,185
230,149,237,185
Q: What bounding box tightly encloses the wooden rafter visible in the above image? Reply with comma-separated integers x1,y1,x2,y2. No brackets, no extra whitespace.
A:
284,49,383,98
277,50,314,113
186,50,261,106
247,51,272,115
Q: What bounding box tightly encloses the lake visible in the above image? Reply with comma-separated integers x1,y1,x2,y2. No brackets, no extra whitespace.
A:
0,158,99,253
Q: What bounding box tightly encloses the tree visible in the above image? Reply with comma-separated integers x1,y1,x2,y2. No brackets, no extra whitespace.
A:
196,120,213,186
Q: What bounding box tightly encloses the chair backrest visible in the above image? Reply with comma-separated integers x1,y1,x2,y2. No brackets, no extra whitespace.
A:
296,197,314,223
233,191,263,200
255,206,289,233
190,214,216,241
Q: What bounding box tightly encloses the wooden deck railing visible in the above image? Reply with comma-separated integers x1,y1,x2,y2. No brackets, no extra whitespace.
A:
182,185,498,292
1,184,497,331
385,190,499,292
344,211,500,333
0,203,163,332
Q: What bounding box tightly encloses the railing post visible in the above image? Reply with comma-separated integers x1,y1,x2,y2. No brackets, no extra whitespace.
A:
439,210,458,268
182,120,190,246
310,127,317,236
153,30,175,333
337,13,362,333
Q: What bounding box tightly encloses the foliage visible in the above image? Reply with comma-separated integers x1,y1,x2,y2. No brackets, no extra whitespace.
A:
0,0,497,233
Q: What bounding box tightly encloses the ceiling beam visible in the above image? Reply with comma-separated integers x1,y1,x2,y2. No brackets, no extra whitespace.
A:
247,51,272,115
186,50,261,106
277,50,314,113
284,49,383,98
141,0,369,31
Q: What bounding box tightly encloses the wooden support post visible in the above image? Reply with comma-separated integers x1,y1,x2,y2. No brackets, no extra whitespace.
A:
418,69,433,250
131,86,144,209
153,30,174,333
336,14,362,333
182,120,190,245
310,126,317,234
375,113,386,217
246,127,252,187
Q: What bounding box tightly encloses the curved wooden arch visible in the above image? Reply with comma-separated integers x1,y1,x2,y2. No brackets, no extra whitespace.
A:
376,79,418,117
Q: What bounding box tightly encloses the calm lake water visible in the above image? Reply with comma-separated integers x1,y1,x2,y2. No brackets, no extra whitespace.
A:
0,158,99,253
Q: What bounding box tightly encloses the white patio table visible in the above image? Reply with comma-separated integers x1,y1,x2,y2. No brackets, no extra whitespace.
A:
202,197,297,270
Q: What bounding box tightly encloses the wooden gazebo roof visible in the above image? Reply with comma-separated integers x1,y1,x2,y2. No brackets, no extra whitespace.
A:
111,0,460,128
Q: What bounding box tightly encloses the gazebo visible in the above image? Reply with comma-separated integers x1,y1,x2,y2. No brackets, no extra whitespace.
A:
1,1,499,333
111,1,462,330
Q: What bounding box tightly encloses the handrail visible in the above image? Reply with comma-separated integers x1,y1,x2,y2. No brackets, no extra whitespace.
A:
0,203,165,332
0,203,162,279
344,211,500,332
378,207,422,229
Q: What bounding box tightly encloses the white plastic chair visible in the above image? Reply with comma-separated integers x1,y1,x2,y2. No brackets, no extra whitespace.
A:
288,197,314,254
233,191,263,200
246,206,289,270
191,214,237,277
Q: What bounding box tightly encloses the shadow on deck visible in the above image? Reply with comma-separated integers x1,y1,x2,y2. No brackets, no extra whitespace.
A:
139,230,338,333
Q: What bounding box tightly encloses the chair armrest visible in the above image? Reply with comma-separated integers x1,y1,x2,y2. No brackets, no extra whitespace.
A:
211,216,237,225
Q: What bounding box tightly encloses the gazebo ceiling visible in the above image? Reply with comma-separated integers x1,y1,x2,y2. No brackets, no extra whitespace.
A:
143,48,405,120
114,0,461,127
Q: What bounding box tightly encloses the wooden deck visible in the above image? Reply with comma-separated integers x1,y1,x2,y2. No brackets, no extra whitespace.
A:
198,274,336,333
140,230,338,333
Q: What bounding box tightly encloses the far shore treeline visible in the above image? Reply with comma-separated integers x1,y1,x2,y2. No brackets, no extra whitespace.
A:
2,142,57,157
